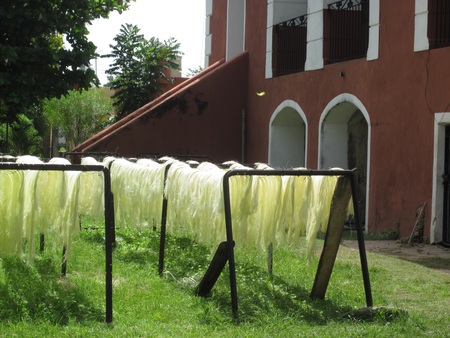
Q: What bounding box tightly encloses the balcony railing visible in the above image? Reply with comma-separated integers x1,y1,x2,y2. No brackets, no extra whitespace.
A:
325,0,369,64
272,14,307,77
428,0,450,49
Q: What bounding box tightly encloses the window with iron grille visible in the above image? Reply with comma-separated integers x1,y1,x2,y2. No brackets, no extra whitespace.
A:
428,0,450,49
324,0,369,64
272,14,308,77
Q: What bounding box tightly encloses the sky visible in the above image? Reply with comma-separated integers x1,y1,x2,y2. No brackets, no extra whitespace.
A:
88,0,206,85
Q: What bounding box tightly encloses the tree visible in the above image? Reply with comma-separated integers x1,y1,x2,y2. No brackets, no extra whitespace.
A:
0,0,132,123
0,113,43,156
43,88,115,150
105,24,182,120
186,66,204,77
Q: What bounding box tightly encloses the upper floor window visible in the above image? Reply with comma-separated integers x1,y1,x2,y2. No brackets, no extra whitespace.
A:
267,0,375,77
324,0,370,64
272,14,308,76
428,0,450,49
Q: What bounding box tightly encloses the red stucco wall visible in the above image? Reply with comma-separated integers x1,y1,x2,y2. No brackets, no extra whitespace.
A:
208,0,450,238
209,0,227,65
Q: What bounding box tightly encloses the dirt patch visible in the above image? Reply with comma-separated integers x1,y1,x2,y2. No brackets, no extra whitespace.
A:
342,240,450,274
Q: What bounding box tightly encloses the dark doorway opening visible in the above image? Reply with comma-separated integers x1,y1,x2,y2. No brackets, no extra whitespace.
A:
442,126,450,244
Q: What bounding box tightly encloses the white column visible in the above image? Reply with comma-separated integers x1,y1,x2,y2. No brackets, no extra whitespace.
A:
414,0,429,52
305,1,324,71
204,0,213,67
367,0,380,60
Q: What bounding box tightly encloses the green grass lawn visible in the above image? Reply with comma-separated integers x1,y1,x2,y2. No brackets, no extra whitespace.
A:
0,222,449,337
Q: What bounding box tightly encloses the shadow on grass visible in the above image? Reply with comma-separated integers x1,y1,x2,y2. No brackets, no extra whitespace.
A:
113,227,161,268
80,227,106,245
0,254,104,325
113,228,212,275
108,228,374,325
202,261,354,325
409,256,450,272
159,236,354,325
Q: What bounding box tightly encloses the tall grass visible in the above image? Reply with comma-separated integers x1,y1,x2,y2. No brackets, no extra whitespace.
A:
0,220,448,337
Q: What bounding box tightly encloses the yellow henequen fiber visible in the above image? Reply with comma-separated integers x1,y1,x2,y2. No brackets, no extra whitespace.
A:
164,161,227,243
0,170,24,255
34,161,65,242
281,175,313,246
227,164,254,246
109,158,168,228
79,157,104,218
40,157,82,257
238,164,283,249
163,161,345,259
190,162,226,243
0,154,348,262
15,156,43,261
0,157,85,260
305,175,339,261
228,165,342,261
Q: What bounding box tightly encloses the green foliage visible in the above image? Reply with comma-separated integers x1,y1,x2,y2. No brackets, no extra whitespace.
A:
186,66,204,77
342,228,399,241
0,109,44,156
43,88,115,150
0,0,133,122
8,114,43,156
105,24,182,120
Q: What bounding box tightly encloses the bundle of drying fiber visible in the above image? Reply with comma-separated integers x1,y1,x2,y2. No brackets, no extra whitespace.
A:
102,156,116,168
78,157,105,218
162,159,347,260
254,162,272,170
35,157,82,256
15,155,43,260
305,174,339,260
164,161,227,243
217,162,286,250
242,163,284,248
164,161,192,231
190,162,227,243
223,161,251,170
158,156,175,162
136,158,160,168
15,155,42,164
109,158,167,228
279,175,313,247
222,162,284,250
222,162,254,245
0,169,24,255
34,158,70,238
228,165,341,260
0,155,16,162
248,174,283,249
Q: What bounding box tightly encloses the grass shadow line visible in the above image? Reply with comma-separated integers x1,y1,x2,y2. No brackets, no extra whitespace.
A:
0,254,104,325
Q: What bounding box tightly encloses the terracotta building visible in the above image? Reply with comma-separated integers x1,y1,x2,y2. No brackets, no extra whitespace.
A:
74,0,450,243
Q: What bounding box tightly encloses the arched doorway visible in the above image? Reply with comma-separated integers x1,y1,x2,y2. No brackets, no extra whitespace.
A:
269,100,307,168
319,96,370,228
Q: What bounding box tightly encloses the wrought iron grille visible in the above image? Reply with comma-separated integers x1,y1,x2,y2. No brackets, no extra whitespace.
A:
428,0,450,49
326,0,369,64
272,14,308,76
